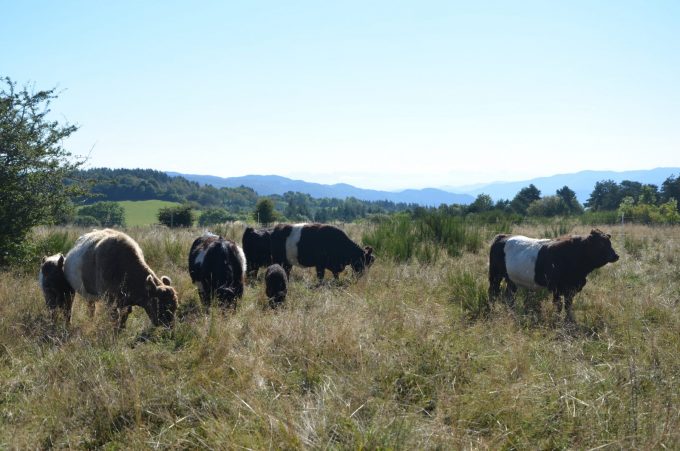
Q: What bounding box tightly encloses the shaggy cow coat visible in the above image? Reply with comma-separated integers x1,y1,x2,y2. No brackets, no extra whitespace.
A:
242,226,273,280
64,229,178,330
488,229,619,321
188,233,246,308
265,264,288,308
39,253,75,324
270,223,375,281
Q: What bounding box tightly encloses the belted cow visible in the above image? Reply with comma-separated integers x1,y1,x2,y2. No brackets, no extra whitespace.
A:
488,229,619,322
63,229,178,330
270,223,375,281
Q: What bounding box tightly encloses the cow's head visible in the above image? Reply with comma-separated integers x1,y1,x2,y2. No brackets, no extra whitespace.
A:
216,285,238,307
351,246,375,275
145,275,178,327
585,229,619,268
39,254,74,309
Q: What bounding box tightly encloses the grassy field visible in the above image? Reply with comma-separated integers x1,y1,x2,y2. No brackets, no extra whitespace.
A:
1,222,679,448
117,200,183,226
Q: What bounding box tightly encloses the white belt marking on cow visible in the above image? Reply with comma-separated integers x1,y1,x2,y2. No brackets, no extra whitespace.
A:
504,236,550,289
285,223,306,266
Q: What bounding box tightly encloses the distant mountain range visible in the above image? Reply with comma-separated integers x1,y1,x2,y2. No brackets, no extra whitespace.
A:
166,173,475,206
168,167,680,206
453,167,680,203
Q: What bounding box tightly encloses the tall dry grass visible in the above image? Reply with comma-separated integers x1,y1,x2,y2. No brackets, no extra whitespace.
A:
0,223,678,448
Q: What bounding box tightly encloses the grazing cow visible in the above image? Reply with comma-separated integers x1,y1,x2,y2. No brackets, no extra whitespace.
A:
188,232,246,308
488,229,619,322
64,229,178,330
39,253,75,324
270,223,375,281
242,226,273,279
265,264,288,308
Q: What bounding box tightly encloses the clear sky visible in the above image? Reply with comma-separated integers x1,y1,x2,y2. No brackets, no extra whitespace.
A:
2,1,679,190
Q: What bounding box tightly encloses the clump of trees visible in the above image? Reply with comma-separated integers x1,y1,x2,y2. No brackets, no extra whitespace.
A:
0,77,85,265
158,205,194,227
76,201,126,227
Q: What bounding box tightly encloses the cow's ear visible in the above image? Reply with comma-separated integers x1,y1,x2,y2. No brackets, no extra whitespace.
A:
41,256,46,264
57,254,65,268
161,276,172,286
606,233,612,239
145,275,157,291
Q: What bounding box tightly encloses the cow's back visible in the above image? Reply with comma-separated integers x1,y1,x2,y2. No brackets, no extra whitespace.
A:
65,229,149,298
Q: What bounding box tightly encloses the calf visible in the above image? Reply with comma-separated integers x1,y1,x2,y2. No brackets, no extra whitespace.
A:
488,228,619,322
265,264,288,308
64,229,178,330
188,232,246,308
39,253,75,324
270,223,375,281
242,226,273,280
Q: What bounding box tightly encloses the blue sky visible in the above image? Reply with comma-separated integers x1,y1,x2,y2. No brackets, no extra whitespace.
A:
2,1,679,190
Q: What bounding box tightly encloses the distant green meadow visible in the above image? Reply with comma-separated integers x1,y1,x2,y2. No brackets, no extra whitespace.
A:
117,200,182,226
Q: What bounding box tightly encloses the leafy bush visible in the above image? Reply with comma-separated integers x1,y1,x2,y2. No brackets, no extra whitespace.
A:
363,212,485,263
77,201,125,227
157,205,194,227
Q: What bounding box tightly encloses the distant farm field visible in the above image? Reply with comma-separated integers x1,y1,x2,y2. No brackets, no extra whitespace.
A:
118,200,182,226
1,222,679,448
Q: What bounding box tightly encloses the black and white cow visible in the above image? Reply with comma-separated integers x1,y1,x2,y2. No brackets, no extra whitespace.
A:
270,223,375,281
39,253,75,324
188,232,246,308
242,226,273,280
488,229,619,322
265,263,288,308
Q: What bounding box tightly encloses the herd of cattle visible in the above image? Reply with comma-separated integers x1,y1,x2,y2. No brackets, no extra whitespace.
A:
39,222,619,331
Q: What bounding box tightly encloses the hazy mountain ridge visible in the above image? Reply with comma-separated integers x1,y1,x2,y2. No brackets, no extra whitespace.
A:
166,173,475,206
454,167,680,202
168,167,680,206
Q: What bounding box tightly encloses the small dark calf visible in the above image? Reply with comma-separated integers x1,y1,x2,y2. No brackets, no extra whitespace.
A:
39,254,75,324
265,264,288,308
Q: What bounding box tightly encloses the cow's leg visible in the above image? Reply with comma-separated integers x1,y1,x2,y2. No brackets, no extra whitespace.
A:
63,292,75,325
283,263,293,278
488,272,503,303
118,306,131,330
564,293,576,323
246,268,258,282
504,279,517,307
315,265,325,281
86,299,96,318
552,291,563,314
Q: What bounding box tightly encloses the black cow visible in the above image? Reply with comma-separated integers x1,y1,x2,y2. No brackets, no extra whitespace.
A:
39,253,76,324
242,226,273,280
270,223,375,281
265,264,288,308
488,229,619,322
188,232,246,308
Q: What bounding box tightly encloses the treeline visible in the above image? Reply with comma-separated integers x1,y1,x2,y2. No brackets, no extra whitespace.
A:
74,168,417,223
73,168,680,226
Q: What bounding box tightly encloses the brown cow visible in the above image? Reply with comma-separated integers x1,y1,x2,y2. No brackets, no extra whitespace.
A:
488,229,619,322
64,229,178,330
